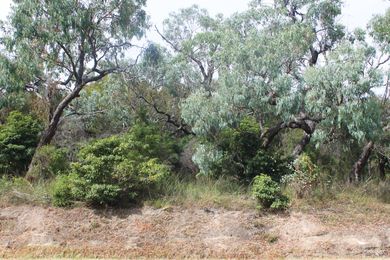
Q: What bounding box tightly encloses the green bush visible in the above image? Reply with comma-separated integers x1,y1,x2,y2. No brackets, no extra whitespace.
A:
252,174,289,210
53,122,178,207
0,111,42,175
195,116,292,182
246,150,292,183
26,145,69,181
283,153,320,198
84,184,122,206
51,173,86,207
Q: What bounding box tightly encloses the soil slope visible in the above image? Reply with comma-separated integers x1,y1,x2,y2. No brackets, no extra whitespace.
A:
0,205,389,258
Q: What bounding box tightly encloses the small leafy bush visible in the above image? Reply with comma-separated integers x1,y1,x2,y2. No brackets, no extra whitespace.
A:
0,111,42,175
194,116,292,182
283,153,320,198
27,145,69,181
252,174,289,210
53,122,178,207
51,173,86,207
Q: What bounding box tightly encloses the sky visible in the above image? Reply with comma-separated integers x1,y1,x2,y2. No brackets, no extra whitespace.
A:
144,0,389,29
0,0,389,60
0,0,389,34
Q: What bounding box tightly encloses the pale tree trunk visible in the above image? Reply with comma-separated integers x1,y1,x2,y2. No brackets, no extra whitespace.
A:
349,141,374,183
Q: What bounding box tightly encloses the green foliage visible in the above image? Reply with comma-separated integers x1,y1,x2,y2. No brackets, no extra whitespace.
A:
283,153,320,198
194,117,291,182
246,150,292,183
53,122,178,206
0,0,148,151
84,184,123,206
51,173,86,207
370,8,390,52
0,111,42,175
252,174,289,210
27,145,69,181
218,117,261,160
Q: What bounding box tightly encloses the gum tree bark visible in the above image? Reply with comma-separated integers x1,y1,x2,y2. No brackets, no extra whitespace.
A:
349,141,374,183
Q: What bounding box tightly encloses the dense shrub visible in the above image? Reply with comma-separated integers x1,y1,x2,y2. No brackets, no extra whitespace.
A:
27,145,69,181
252,174,289,210
245,150,292,183
52,122,178,206
283,153,320,198
51,173,86,207
194,116,291,182
0,111,42,175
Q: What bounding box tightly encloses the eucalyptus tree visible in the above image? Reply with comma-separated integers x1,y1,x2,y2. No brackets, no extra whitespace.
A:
158,5,225,93
0,0,148,148
355,8,390,181
182,0,346,149
179,0,387,179
127,6,224,136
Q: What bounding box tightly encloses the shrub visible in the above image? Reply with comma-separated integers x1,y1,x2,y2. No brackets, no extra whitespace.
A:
252,174,289,210
53,122,178,207
245,150,292,183
84,184,122,206
283,153,320,198
0,111,42,175
51,173,86,207
194,116,292,182
26,145,69,181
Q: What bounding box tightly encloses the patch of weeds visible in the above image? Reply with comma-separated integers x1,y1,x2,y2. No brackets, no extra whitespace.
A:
261,232,279,243
90,220,101,229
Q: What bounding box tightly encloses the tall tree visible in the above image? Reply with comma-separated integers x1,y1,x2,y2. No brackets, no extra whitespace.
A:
177,0,386,178
0,0,148,148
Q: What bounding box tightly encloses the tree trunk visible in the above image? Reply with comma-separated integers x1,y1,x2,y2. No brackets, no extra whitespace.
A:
26,84,84,180
292,133,311,158
378,153,388,180
349,141,374,183
37,84,83,147
262,122,285,148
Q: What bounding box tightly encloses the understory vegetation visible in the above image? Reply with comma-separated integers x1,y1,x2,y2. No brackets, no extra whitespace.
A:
0,0,389,211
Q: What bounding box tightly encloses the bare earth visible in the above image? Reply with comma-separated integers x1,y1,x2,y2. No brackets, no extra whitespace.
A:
0,204,389,258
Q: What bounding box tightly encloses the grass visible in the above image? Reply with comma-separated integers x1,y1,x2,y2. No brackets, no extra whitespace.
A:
284,178,390,226
0,174,256,210
1,169,388,216
0,176,52,207
145,175,256,210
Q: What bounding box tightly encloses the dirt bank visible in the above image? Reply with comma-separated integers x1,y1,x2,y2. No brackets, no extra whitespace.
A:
0,205,389,258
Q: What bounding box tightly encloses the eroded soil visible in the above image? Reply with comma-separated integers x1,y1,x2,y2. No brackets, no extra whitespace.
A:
0,205,389,258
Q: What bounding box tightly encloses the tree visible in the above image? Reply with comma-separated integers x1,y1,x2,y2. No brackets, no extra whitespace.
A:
0,0,148,150
181,0,346,149
175,0,386,179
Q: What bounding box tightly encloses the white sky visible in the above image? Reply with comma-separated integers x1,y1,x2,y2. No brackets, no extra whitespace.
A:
142,0,390,43
1,0,389,33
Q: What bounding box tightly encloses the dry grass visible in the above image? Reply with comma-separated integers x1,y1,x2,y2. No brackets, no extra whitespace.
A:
0,176,52,207
286,179,390,227
145,175,256,210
